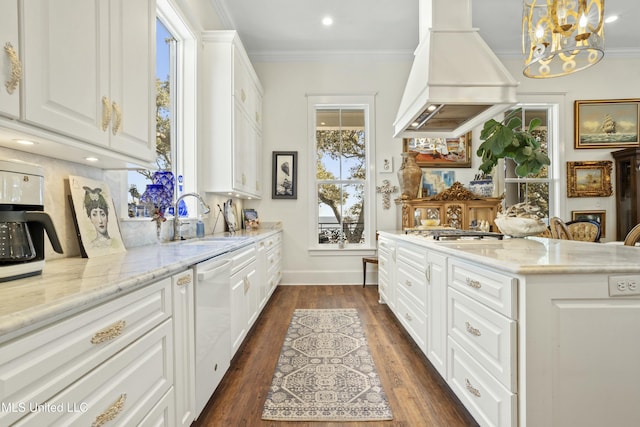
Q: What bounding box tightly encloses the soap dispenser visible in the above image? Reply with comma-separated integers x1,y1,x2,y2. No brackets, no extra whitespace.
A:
196,215,205,238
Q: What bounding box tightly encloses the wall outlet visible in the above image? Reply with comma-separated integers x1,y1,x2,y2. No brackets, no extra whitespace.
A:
608,275,640,296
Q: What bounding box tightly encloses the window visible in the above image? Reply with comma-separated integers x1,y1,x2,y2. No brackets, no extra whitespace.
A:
308,95,376,251
121,0,197,219
503,104,557,220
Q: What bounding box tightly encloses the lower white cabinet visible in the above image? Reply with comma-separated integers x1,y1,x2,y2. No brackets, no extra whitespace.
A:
426,250,447,378
171,269,196,427
0,278,173,426
230,244,258,356
265,232,282,300
377,236,396,309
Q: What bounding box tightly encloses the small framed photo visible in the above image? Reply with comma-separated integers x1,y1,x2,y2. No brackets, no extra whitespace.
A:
272,151,297,199
571,210,606,238
574,99,640,149
566,161,613,197
242,208,259,229
402,132,472,168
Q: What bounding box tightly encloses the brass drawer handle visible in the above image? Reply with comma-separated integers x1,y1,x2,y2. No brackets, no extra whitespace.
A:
177,275,192,287
466,277,482,289
91,320,126,344
405,279,412,287
243,277,250,293
92,393,127,427
101,96,111,131
111,101,122,134
465,321,482,337
405,313,413,321
426,264,431,282
3,42,22,94
465,378,481,398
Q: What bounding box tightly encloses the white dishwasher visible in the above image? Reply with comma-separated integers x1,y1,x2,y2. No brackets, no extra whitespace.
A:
193,255,232,418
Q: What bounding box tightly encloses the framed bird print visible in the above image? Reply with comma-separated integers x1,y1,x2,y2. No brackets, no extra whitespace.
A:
272,151,297,199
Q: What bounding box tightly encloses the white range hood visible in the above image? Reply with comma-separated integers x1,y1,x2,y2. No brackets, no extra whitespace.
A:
394,0,519,138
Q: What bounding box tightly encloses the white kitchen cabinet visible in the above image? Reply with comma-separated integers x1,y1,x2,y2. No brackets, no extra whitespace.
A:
426,250,447,378
377,236,396,310
266,232,282,299
21,0,155,163
171,269,196,427
395,241,428,353
200,31,264,199
0,0,20,119
230,244,258,355
0,277,173,426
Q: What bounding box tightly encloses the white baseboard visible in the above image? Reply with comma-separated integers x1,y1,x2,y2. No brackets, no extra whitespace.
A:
281,269,378,285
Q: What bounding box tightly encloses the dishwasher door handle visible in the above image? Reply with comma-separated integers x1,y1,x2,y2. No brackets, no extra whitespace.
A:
197,259,232,281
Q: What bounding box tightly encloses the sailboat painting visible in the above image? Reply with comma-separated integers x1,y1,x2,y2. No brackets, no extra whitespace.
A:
575,99,640,149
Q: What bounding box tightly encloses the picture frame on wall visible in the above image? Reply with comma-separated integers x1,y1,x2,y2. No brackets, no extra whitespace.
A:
571,210,606,238
574,99,640,149
566,161,613,197
402,132,472,168
272,151,297,199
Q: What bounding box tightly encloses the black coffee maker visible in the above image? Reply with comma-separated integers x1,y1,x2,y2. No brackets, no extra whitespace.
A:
0,160,63,282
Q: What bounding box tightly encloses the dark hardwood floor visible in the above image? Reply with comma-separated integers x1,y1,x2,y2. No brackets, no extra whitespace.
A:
193,285,479,427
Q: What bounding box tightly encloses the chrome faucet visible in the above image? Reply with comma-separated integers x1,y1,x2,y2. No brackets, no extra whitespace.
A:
173,192,211,240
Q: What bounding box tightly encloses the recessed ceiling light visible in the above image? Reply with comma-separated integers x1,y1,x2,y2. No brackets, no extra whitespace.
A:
85,157,99,162
605,15,619,24
13,139,36,145
322,16,333,26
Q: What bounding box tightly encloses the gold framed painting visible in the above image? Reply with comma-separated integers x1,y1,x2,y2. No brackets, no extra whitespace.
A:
571,210,606,238
566,161,612,197
574,99,640,149
402,132,472,168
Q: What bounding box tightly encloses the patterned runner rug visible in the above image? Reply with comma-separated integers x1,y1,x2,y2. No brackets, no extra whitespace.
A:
262,308,393,421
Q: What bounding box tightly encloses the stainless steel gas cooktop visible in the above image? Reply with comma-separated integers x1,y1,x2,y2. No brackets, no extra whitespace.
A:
405,228,504,241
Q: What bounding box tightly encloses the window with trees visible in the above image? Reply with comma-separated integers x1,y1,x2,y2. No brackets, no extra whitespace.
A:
503,104,555,220
308,95,375,250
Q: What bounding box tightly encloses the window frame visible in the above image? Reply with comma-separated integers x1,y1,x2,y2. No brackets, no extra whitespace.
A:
307,94,376,255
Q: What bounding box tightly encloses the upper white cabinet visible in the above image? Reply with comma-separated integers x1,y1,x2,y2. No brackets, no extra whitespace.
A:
200,31,263,199
21,0,155,163
0,0,20,119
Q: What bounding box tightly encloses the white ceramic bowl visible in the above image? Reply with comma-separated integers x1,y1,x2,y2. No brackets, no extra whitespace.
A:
494,216,547,238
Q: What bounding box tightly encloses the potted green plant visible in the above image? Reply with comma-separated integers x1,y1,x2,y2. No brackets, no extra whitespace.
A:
476,109,551,236
476,108,550,177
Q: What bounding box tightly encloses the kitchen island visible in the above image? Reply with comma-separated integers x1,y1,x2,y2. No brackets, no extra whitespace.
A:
378,231,640,427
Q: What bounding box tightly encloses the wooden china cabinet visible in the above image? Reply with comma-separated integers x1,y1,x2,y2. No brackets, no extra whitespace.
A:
612,148,640,240
398,182,503,231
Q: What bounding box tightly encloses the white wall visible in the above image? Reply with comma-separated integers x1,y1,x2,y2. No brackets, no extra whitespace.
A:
248,59,410,284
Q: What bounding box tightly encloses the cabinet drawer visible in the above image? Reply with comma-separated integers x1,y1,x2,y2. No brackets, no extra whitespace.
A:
448,288,517,391
396,260,427,312
16,319,174,426
397,242,426,272
231,245,257,274
447,338,516,427
0,278,172,426
396,288,427,353
138,388,175,427
449,259,517,318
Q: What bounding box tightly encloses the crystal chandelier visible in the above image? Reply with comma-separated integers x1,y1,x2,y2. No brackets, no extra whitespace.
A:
522,0,605,78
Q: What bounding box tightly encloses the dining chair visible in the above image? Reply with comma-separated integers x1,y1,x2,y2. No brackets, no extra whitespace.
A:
363,232,379,287
549,217,573,240
624,223,640,246
566,220,601,242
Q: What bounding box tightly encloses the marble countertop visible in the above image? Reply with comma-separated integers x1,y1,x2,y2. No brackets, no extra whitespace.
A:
0,228,280,344
380,231,640,274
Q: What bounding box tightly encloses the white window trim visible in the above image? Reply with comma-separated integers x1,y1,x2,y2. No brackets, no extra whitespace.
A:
307,94,377,255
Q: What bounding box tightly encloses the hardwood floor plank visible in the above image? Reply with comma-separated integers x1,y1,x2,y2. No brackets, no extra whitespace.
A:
193,285,479,427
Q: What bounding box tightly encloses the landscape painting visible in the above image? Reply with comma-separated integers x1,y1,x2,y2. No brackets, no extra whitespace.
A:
575,99,640,148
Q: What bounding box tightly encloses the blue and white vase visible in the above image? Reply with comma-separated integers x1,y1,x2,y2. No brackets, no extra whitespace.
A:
153,171,175,214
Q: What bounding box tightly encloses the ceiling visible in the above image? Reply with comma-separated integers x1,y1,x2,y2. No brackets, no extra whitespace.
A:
210,0,640,60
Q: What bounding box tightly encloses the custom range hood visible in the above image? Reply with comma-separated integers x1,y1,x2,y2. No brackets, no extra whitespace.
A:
394,0,519,138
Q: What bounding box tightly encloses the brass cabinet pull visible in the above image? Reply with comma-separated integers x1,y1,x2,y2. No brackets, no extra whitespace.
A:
405,313,413,321
92,393,127,427
176,274,192,287
111,101,122,134
243,277,250,293
465,321,482,337
3,42,22,94
90,320,126,344
405,279,412,287
101,96,111,131
426,264,431,283
466,277,482,289
240,88,246,102
465,378,481,398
